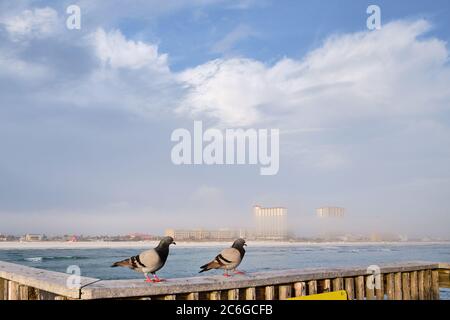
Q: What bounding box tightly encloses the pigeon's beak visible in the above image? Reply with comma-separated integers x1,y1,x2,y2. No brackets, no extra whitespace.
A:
244,243,247,246
172,241,176,245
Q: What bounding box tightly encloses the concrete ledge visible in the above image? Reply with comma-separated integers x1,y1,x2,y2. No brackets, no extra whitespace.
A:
80,261,443,299
1,260,448,299
0,261,99,299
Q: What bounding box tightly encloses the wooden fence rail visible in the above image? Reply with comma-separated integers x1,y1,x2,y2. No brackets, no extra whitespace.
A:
0,261,448,300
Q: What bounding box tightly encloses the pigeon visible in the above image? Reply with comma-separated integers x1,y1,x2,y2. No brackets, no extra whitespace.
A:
199,238,247,277
111,236,176,282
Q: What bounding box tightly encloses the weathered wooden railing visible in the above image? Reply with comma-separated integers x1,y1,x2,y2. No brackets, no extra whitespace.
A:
0,261,448,300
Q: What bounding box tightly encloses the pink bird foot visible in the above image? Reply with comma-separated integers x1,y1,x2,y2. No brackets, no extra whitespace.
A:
234,270,246,275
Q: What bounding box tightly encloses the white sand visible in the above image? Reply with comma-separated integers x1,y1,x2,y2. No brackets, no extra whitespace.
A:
0,240,447,250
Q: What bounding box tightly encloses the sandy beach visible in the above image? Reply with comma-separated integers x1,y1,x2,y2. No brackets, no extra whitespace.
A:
0,240,447,250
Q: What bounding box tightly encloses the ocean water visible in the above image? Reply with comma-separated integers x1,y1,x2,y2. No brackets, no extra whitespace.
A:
0,243,449,299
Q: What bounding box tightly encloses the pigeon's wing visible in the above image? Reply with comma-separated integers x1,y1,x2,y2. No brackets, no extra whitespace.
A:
199,247,242,272
138,249,164,273
218,248,242,269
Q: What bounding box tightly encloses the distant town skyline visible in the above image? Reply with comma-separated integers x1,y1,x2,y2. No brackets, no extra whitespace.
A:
1,1,450,238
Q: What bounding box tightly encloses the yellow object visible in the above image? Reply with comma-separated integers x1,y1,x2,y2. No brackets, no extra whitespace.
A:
289,290,348,300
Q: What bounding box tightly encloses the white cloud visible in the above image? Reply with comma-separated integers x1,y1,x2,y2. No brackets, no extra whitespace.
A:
177,20,450,128
92,28,169,71
1,7,59,41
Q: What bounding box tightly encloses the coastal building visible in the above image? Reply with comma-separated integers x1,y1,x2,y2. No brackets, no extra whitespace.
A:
23,234,45,241
316,207,345,218
164,229,244,241
253,205,288,240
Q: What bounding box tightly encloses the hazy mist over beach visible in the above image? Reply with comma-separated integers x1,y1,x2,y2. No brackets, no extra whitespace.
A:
1,1,450,239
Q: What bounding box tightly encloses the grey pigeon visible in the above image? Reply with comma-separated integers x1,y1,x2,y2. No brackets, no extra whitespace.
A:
111,236,176,282
199,238,247,277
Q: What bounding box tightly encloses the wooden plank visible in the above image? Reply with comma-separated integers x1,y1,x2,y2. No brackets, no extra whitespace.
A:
323,279,331,293
208,291,221,300
19,285,30,300
227,289,239,300
8,281,20,300
332,277,344,291
265,286,275,300
186,292,199,300
376,274,384,300
402,273,411,300
308,280,317,295
410,271,418,300
0,278,7,300
394,272,402,300
418,271,425,300
438,269,450,288
28,287,40,300
279,285,292,300
424,270,431,300
344,278,355,300
431,270,440,300
245,287,256,300
365,275,375,300
385,273,395,300
294,282,306,297
355,276,365,300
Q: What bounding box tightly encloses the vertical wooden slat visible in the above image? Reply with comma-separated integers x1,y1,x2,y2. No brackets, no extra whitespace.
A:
294,282,306,297
187,292,199,300
402,273,411,300
19,285,30,300
344,278,355,300
385,273,395,300
418,270,425,300
376,274,384,300
0,279,7,300
208,291,221,300
308,280,317,295
323,279,331,293
365,275,375,300
245,287,256,300
332,277,344,291
394,272,402,300
227,289,239,300
424,270,431,300
355,276,365,300
265,286,275,300
279,285,292,300
431,270,440,300
28,287,39,300
410,271,418,300
8,281,20,300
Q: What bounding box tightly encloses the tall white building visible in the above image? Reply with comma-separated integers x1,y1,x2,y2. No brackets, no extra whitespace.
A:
316,207,345,218
253,205,288,240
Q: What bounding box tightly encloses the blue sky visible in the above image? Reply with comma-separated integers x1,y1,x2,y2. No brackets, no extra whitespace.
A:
0,0,450,237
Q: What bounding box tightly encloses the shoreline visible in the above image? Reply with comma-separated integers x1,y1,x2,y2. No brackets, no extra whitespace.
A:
0,240,449,250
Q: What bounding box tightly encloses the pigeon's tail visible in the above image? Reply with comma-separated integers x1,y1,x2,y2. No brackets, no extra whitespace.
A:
111,258,131,268
199,261,219,273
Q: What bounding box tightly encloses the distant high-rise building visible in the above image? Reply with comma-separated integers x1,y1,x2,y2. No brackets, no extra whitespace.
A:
253,205,288,240
316,207,345,218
